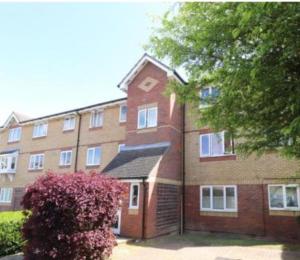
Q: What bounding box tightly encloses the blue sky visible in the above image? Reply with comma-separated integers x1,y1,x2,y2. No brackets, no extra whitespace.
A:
0,3,172,124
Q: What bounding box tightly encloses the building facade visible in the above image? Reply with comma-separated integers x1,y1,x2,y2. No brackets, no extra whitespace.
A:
0,54,299,241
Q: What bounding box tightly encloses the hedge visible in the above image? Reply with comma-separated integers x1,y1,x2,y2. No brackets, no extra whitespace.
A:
0,211,26,257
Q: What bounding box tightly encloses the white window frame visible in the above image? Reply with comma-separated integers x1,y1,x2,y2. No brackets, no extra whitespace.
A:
32,122,48,138
118,144,125,153
90,110,103,128
268,184,300,211
0,188,13,203
28,154,44,170
199,131,233,157
200,185,238,212
0,152,18,174
86,147,101,166
129,183,140,209
119,104,127,123
8,127,22,143
137,106,158,129
59,150,72,166
63,116,76,131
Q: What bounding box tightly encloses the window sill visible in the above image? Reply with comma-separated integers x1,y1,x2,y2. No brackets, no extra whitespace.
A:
269,210,300,217
89,126,103,131
63,129,75,133
86,164,100,168
28,169,44,172
128,208,138,215
137,127,157,134
200,210,238,218
59,165,71,169
199,154,236,162
7,140,20,144
32,136,47,140
119,121,127,125
0,202,12,205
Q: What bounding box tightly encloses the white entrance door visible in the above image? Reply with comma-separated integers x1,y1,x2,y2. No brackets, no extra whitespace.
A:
112,209,121,235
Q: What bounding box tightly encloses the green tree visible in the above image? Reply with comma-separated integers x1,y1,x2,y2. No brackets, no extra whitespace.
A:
148,2,300,158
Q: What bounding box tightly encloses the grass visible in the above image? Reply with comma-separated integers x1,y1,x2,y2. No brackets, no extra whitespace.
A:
0,211,24,223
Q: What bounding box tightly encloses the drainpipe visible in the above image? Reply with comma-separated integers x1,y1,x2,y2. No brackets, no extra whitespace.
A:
142,178,146,240
74,112,82,172
261,183,266,236
180,104,186,235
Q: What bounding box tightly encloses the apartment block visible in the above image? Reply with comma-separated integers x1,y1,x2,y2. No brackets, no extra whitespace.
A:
0,54,299,241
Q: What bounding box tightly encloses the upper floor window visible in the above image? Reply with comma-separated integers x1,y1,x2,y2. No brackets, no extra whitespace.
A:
0,153,18,174
268,184,300,211
29,154,44,170
8,127,21,143
199,131,233,157
33,123,48,138
63,116,76,131
86,147,101,166
137,107,158,129
119,104,127,123
129,183,140,209
199,86,219,108
201,185,237,212
0,188,13,203
59,150,72,166
90,110,103,128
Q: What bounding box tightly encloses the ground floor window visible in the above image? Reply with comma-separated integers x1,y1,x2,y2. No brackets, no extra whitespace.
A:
129,183,139,209
200,185,237,212
268,184,300,210
0,187,13,203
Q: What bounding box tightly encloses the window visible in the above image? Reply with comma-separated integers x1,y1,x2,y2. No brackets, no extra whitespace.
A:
199,131,233,157
118,144,125,152
268,184,300,210
59,150,72,166
129,183,139,209
8,127,21,142
90,110,103,128
0,153,18,174
119,104,127,122
63,117,76,131
29,154,44,170
86,147,101,166
200,185,237,212
137,107,158,129
0,188,13,203
33,123,48,138
200,86,219,108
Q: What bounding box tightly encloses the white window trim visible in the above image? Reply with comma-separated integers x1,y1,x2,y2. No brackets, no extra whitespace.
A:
89,110,104,128
119,104,127,123
137,107,158,129
200,131,232,158
86,147,101,166
129,183,140,209
200,185,238,212
0,152,18,174
268,184,300,211
8,127,22,143
59,150,72,166
28,154,44,170
32,123,48,138
63,117,76,131
0,188,13,203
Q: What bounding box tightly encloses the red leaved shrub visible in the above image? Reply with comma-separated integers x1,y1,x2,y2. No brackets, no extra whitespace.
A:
21,172,125,260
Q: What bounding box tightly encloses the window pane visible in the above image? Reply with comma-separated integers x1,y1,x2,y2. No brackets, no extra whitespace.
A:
286,187,298,208
87,149,94,165
131,185,139,207
200,135,210,156
224,132,233,154
226,187,236,209
213,187,224,210
94,148,101,165
211,133,224,156
147,108,157,127
120,105,127,122
202,187,211,209
138,109,146,128
211,87,220,98
269,186,284,208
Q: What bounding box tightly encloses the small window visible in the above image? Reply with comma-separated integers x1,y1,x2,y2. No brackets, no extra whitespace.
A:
199,131,233,157
199,86,220,108
33,123,48,138
8,127,21,142
137,107,157,129
60,150,72,166
0,188,13,203
86,147,101,166
200,185,237,212
29,154,44,170
118,144,125,152
90,111,103,128
129,183,139,209
268,184,300,210
119,105,127,123
63,117,76,131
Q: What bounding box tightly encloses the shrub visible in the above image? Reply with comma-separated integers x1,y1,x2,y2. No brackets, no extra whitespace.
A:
21,172,125,260
0,211,26,257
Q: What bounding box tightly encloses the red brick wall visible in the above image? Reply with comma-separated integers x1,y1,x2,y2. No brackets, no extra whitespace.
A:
185,184,300,241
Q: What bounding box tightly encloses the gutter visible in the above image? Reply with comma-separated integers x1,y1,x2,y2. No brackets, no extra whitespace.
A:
74,112,82,172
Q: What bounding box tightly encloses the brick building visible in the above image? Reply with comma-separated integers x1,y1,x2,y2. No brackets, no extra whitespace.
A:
0,54,299,241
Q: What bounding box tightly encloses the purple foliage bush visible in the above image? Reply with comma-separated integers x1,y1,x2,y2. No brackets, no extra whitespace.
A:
21,172,125,260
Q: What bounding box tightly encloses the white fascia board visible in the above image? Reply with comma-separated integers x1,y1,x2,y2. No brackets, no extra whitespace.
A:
1,112,20,129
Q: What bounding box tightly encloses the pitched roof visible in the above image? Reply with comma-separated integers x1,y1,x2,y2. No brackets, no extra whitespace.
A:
102,142,170,179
